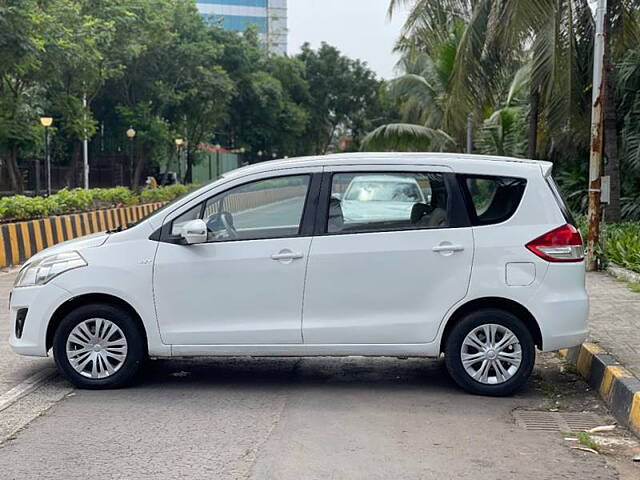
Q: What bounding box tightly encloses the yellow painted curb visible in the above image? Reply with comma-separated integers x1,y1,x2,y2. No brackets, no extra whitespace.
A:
576,343,603,378
630,393,640,434
0,202,165,268
599,365,632,402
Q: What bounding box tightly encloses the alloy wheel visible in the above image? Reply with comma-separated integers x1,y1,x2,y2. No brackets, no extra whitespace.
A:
460,323,522,385
66,318,128,379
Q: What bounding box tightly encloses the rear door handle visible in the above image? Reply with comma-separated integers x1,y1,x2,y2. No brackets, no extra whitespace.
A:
432,244,465,253
271,251,304,261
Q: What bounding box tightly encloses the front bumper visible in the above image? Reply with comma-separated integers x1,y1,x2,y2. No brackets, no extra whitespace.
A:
9,283,71,357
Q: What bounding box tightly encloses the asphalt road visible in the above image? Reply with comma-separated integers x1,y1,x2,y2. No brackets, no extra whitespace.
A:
0,269,637,479
0,356,626,480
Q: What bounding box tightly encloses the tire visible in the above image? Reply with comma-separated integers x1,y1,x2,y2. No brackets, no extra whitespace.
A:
444,308,535,396
53,303,146,389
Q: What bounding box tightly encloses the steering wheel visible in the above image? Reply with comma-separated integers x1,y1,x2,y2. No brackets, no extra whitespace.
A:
220,212,239,239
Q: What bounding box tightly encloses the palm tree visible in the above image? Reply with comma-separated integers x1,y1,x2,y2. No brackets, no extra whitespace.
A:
376,0,640,220
380,1,595,155
362,22,463,151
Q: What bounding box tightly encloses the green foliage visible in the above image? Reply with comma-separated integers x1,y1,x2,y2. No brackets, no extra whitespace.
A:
0,186,192,222
601,222,640,274
1,1,391,190
140,184,190,203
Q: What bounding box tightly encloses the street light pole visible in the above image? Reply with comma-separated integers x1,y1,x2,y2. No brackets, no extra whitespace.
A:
126,128,136,187
586,0,608,271
215,144,221,180
82,94,89,189
175,138,184,184
40,117,53,196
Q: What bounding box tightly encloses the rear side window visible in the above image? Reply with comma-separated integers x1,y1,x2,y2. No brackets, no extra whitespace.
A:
327,172,449,234
545,176,576,226
461,175,526,226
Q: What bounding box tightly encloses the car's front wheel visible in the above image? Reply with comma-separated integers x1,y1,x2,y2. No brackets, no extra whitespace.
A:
444,308,535,396
53,303,146,389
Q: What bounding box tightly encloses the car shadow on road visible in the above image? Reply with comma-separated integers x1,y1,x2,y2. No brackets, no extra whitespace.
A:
124,356,538,400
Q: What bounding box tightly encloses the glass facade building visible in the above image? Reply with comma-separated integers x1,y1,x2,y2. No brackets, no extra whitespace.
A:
196,0,287,55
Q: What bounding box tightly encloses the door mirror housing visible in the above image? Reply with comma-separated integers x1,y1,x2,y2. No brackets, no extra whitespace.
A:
181,219,207,245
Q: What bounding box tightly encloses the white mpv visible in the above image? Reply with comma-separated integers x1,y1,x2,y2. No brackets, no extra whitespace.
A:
9,154,588,396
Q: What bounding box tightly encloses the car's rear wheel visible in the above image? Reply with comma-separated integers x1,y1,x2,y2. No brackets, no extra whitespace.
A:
53,303,146,389
444,308,535,396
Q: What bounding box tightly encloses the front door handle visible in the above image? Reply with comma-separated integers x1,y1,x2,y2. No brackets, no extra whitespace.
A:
271,251,304,261
432,244,465,253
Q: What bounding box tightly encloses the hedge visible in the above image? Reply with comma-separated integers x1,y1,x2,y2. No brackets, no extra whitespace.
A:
601,222,640,274
578,218,640,274
0,185,194,222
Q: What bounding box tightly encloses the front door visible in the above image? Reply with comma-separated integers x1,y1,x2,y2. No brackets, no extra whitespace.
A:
154,172,316,345
302,168,474,345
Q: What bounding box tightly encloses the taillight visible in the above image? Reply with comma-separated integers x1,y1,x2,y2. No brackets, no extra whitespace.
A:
525,224,584,262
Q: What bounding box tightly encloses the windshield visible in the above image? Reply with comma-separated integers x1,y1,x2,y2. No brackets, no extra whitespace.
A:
344,181,421,202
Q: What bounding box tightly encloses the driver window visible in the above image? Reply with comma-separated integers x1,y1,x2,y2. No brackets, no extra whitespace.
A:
202,175,310,242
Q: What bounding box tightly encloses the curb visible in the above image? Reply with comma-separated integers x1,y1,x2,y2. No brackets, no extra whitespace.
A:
606,262,640,284
0,202,165,268
559,343,640,436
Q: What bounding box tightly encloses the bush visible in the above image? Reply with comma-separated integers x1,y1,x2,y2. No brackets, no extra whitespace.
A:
602,222,640,274
140,184,190,203
0,185,197,222
91,187,138,208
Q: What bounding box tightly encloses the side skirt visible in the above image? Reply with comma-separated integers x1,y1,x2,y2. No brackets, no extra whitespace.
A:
168,343,440,358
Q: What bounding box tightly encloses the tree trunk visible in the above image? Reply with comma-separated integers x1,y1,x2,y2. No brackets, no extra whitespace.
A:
603,50,621,223
132,154,146,192
528,87,540,160
6,144,23,193
183,150,194,184
70,142,82,188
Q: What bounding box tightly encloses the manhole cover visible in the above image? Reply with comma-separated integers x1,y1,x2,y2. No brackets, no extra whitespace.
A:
513,410,606,432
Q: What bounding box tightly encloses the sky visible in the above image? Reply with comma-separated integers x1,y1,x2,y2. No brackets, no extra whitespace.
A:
288,0,409,80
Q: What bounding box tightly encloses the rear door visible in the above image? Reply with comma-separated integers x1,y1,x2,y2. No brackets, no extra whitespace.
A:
302,165,474,345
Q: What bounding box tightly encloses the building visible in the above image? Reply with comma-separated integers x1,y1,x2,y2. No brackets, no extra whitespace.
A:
196,0,288,55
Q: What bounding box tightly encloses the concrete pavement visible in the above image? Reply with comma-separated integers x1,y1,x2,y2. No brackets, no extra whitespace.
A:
0,357,630,479
587,272,640,378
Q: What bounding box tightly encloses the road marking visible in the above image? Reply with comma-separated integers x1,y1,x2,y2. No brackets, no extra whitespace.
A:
0,368,57,413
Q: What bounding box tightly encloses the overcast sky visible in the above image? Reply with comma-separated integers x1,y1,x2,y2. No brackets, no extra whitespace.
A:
288,0,409,80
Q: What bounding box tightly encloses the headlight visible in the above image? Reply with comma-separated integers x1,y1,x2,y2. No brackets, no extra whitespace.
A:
14,251,87,288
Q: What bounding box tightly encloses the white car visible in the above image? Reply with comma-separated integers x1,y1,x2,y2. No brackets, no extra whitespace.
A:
340,175,427,225
9,153,588,396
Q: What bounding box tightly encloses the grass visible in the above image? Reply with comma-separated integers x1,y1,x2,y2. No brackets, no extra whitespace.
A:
575,431,600,452
627,282,640,293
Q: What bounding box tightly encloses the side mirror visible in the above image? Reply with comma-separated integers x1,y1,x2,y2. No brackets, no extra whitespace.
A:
181,219,207,245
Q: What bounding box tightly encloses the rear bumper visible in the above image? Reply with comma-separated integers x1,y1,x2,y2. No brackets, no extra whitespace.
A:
9,283,70,357
530,262,589,352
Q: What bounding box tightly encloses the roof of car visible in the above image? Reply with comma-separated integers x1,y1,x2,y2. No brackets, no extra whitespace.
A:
222,152,553,181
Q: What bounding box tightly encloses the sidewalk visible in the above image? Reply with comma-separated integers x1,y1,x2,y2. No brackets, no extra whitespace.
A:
561,271,640,436
587,272,640,378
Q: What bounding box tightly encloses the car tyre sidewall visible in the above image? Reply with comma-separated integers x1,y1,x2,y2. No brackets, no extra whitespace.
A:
53,303,145,389
445,308,535,396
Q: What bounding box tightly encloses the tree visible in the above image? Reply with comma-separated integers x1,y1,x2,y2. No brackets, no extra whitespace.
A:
297,43,385,154
0,1,48,192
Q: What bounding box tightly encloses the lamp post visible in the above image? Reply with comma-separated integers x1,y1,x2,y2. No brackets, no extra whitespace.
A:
126,128,136,187
40,117,53,196
214,144,221,180
257,150,263,163
175,138,184,183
